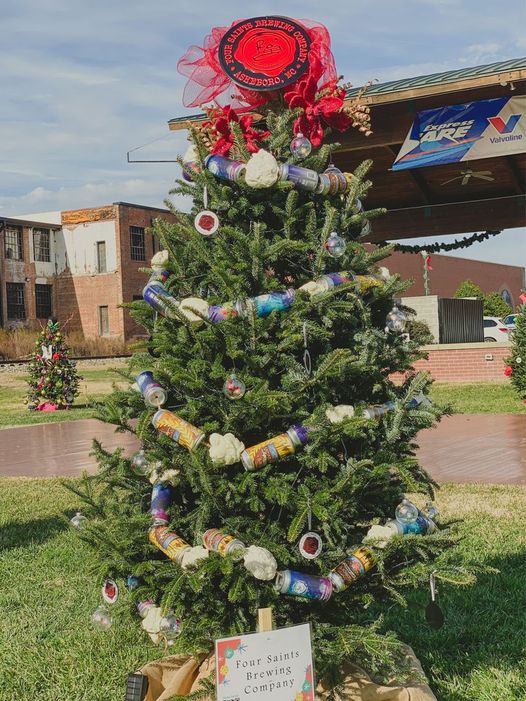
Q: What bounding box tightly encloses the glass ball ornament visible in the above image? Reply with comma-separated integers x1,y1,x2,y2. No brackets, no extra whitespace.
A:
386,306,407,332
223,373,246,400
70,511,87,529
131,450,150,476
159,613,181,644
290,132,312,158
395,498,419,524
325,232,346,258
91,605,112,630
425,501,440,520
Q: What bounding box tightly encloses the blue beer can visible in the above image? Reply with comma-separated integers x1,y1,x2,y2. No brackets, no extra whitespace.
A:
274,570,333,601
142,281,179,318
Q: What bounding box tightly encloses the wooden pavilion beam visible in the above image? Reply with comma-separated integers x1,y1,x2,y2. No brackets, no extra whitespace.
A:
363,194,526,241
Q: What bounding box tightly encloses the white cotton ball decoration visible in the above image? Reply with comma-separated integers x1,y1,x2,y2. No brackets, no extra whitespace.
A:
148,467,180,486
151,250,170,270
325,404,355,424
244,149,280,189
141,605,164,645
298,280,326,298
183,143,199,164
208,433,245,466
178,297,209,324
243,545,278,581
180,546,209,570
377,266,390,280
363,524,396,549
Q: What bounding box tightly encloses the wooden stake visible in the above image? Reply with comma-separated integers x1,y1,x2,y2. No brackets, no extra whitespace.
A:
257,607,274,632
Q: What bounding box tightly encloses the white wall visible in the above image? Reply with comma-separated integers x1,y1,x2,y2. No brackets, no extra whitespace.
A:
55,220,118,275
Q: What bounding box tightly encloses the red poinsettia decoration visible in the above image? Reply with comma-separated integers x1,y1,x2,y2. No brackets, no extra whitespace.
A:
504,365,513,377
284,58,372,147
199,105,270,157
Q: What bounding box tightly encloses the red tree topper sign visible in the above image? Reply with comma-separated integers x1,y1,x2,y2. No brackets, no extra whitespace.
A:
218,16,311,91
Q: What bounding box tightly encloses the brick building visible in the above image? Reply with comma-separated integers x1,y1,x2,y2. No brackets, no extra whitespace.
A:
0,202,178,340
383,249,525,308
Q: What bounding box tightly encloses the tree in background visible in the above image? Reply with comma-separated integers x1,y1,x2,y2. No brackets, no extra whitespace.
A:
26,319,81,410
453,280,483,300
505,304,526,400
455,280,512,318
483,292,512,319
67,16,471,691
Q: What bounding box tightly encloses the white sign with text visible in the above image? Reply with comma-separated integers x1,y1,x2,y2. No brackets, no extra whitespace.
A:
215,623,315,701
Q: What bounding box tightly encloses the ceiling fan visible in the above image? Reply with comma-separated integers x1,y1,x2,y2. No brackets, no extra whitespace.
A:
441,168,495,186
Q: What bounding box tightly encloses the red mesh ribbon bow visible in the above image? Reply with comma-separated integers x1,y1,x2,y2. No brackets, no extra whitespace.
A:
177,18,337,111
200,106,270,156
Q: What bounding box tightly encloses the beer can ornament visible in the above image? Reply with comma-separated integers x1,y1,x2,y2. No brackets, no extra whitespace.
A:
202,528,246,559
102,578,119,604
329,546,376,592
299,532,323,560
135,371,167,408
150,481,174,524
205,154,246,183
241,423,309,471
143,281,179,318
151,409,205,452
149,525,191,565
274,570,333,601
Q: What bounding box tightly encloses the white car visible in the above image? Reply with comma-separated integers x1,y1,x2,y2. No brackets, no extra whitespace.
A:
483,316,509,342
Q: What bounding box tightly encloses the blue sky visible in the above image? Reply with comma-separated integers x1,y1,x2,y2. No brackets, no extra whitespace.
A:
1,0,525,265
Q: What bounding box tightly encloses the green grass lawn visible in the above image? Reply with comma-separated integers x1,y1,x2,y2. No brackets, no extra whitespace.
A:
0,479,525,701
429,382,526,414
0,366,128,428
0,366,524,429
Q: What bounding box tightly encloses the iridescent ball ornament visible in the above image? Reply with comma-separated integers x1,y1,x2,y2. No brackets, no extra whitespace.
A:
290,132,312,158
385,306,408,333
395,498,419,524
70,512,87,529
159,613,182,643
223,373,246,400
92,605,113,630
325,232,346,258
131,450,151,476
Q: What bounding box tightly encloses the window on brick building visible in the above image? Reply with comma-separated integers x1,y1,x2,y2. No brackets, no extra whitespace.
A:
130,226,145,261
98,306,109,336
6,282,26,319
132,295,142,301
35,284,53,318
4,225,23,260
33,228,51,262
97,241,107,273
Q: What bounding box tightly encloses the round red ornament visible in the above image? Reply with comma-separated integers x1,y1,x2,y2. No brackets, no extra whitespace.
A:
504,365,513,377
194,210,219,236
299,531,323,560
218,16,311,92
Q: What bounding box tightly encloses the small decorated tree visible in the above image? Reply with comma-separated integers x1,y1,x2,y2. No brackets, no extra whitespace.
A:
26,319,81,410
505,304,526,400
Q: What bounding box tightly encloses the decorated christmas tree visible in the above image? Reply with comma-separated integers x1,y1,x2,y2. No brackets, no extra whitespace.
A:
67,17,469,696
505,304,526,400
26,318,81,410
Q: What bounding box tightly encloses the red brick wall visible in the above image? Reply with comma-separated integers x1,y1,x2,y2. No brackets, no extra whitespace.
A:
115,203,178,340
390,343,511,383
382,250,524,308
55,271,122,338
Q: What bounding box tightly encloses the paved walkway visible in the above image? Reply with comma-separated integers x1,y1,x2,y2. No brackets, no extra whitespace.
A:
0,415,524,483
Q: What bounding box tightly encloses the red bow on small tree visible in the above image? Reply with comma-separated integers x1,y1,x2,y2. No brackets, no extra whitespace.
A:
199,106,270,157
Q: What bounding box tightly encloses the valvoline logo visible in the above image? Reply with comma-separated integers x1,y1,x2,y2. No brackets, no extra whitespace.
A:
487,114,521,134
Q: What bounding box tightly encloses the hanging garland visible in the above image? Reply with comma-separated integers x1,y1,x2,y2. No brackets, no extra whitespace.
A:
381,229,503,254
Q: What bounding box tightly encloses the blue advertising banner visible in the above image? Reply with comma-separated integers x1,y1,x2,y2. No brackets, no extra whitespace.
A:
392,96,526,170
